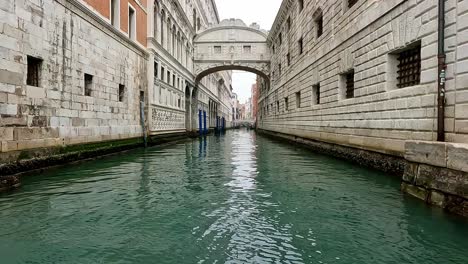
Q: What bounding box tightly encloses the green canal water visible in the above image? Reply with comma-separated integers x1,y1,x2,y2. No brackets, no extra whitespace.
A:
1,130,467,264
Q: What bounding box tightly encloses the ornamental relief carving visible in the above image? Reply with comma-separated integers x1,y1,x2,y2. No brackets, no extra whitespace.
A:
151,106,186,131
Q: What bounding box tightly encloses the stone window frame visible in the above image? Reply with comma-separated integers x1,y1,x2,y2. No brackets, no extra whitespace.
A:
285,97,289,111
386,41,422,91
214,45,222,54
26,55,42,87
243,45,252,53
110,0,120,28
313,9,324,40
339,69,355,100
128,3,137,41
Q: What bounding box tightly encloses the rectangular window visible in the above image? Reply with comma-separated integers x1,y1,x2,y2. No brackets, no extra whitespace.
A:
312,84,320,105
295,91,301,108
167,71,171,84
396,44,421,88
298,37,303,55
298,0,304,12
110,0,119,27
128,6,136,40
84,74,93,96
161,67,165,81
119,84,125,102
154,62,159,78
27,56,42,87
285,97,289,111
178,98,181,108
345,70,355,98
243,45,252,53
279,33,282,45
173,74,176,86
278,63,282,76
316,15,323,38
287,53,291,66
272,45,275,54
214,46,221,53
287,17,291,32
276,101,280,114
348,0,359,8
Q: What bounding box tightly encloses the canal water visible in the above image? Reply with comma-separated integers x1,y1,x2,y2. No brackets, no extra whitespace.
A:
0,130,467,264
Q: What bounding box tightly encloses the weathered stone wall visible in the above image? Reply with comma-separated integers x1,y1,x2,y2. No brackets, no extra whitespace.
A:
260,0,468,156
0,0,148,162
402,141,468,217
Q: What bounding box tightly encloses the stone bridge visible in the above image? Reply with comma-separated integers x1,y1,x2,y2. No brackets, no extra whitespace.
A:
193,19,270,83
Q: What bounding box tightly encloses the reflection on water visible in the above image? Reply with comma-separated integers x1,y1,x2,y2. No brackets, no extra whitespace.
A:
0,130,467,264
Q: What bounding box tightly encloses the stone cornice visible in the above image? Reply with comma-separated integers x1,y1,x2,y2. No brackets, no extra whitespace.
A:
61,0,149,56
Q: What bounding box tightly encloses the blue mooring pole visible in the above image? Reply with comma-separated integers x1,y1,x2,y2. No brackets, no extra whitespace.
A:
198,110,202,136
203,111,207,135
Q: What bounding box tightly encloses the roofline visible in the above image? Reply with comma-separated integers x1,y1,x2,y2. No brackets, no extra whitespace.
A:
268,0,289,43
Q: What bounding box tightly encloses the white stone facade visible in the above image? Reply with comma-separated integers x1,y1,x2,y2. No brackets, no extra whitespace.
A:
0,0,147,155
259,0,468,156
147,0,234,133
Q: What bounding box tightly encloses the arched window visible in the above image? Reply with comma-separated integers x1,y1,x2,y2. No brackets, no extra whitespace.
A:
167,18,171,52
160,10,165,46
192,9,196,28
172,25,176,56
153,5,158,38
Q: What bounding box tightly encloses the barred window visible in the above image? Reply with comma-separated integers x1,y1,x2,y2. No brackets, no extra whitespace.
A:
27,56,42,87
397,45,421,88
243,45,251,53
345,70,355,99
214,46,221,53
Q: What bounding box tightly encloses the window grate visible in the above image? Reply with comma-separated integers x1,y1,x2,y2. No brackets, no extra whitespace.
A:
397,45,421,88
348,0,358,8
345,70,355,99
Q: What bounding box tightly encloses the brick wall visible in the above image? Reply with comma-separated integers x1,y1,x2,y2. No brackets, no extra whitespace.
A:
259,0,468,156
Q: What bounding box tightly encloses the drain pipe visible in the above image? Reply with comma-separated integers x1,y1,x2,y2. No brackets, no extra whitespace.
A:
437,0,446,142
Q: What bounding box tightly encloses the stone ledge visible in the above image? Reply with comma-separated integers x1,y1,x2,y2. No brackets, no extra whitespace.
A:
404,140,447,168
405,140,468,173
0,132,189,179
258,129,406,176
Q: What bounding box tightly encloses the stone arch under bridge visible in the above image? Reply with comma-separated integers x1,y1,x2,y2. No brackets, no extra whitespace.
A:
194,19,270,83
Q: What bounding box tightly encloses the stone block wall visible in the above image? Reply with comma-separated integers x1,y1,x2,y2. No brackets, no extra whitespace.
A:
0,0,148,163
259,0,468,156
402,141,468,217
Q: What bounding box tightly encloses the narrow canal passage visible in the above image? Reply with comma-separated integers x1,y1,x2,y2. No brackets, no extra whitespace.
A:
1,130,467,263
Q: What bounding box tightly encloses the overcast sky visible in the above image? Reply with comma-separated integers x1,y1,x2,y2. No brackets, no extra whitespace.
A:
215,0,282,103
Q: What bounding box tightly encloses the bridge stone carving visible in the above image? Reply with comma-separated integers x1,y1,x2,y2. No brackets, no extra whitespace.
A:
194,19,270,83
